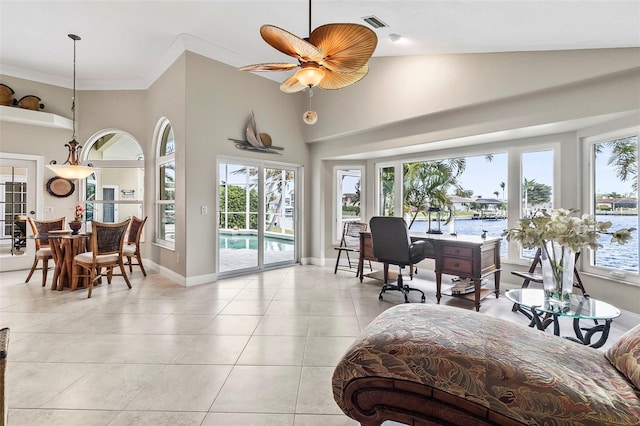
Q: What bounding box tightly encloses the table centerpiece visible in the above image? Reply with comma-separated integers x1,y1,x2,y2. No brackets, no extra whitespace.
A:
69,204,84,235
503,208,635,307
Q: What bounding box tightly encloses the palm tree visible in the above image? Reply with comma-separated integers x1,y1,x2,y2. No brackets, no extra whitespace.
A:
499,181,505,200
594,137,638,191
380,167,395,216
454,187,473,198
230,166,294,231
493,191,500,198
403,158,466,228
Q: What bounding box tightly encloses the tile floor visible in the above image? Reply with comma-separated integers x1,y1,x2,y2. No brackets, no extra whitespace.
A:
1,264,638,426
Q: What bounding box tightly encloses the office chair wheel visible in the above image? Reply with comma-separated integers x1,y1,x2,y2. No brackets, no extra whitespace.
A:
378,293,383,300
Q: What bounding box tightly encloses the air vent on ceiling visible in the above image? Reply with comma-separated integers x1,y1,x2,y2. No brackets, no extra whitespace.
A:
362,16,388,29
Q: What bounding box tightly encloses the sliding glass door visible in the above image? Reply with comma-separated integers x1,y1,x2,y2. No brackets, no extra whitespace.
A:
264,166,296,266
218,160,298,275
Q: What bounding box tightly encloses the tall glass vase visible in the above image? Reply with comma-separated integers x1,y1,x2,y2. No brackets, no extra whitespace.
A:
540,240,574,308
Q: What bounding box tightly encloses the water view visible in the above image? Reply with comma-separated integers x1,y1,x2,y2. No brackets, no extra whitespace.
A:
409,215,638,272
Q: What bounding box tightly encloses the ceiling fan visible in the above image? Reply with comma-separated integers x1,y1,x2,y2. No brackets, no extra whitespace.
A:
239,0,378,93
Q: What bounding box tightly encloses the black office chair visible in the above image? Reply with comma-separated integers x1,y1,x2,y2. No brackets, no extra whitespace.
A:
369,216,428,303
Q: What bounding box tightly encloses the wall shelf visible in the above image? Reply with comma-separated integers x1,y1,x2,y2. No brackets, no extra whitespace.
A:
0,105,72,129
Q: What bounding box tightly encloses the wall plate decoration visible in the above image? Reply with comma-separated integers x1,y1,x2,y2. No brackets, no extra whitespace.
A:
46,176,75,198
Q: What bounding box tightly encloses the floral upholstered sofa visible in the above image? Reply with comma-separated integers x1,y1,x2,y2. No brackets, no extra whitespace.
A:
332,303,640,426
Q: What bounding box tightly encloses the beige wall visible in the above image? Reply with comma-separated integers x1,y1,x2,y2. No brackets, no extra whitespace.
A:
306,48,640,142
145,53,187,277
0,75,94,220
183,52,310,279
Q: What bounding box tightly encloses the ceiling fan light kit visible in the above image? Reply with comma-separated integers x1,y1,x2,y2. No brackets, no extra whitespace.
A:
294,63,325,87
239,0,378,123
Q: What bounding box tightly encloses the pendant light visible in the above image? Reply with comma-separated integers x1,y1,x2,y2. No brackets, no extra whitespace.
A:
47,34,93,180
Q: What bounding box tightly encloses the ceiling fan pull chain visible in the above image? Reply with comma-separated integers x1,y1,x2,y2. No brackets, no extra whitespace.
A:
303,88,318,125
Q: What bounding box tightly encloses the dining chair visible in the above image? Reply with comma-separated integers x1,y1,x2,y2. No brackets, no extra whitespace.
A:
72,219,131,298
123,216,147,276
0,327,9,426
25,217,66,286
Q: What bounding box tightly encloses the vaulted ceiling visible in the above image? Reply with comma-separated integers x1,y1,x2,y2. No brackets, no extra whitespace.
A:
1,1,639,90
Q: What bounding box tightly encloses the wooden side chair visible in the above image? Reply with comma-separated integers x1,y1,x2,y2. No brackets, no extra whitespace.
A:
72,219,131,298
334,222,371,274
123,216,147,276
25,217,66,286
0,327,8,426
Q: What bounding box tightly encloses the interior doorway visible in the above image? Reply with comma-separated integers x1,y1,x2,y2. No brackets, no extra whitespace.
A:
0,154,42,271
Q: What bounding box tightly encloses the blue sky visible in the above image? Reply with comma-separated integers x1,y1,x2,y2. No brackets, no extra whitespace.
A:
595,144,634,196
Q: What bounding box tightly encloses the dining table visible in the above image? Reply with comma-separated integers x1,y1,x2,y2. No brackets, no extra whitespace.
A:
44,232,90,291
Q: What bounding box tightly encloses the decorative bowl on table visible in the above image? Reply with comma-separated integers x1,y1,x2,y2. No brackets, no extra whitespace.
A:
69,221,83,235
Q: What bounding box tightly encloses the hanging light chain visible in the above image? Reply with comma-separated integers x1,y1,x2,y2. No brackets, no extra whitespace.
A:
69,34,81,142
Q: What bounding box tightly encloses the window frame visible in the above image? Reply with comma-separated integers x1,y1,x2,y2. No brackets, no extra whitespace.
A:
79,129,145,232
155,119,176,250
333,165,365,244
374,161,401,218
370,141,561,265
581,126,639,284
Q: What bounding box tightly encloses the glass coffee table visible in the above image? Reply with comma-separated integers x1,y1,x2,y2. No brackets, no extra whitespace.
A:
505,288,621,348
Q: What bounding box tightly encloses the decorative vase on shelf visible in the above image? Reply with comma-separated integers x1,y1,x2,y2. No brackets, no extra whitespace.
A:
540,240,574,309
69,221,83,235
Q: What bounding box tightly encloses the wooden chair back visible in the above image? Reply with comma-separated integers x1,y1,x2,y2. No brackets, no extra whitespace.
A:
28,217,66,249
89,219,130,260
127,216,147,246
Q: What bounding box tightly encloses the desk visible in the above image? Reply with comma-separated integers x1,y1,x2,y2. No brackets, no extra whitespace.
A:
358,232,502,311
46,233,89,291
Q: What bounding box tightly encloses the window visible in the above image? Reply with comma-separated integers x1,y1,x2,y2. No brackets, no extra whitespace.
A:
335,167,363,242
0,167,27,255
583,129,639,281
400,154,507,250
156,120,175,248
377,165,395,217
82,131,144,231
520,149,555,258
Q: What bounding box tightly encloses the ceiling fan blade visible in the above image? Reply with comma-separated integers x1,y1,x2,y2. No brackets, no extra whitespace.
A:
318,64,369,90
260,25,324,63
239,62,300,72
279,75,308,93
309,23,377,73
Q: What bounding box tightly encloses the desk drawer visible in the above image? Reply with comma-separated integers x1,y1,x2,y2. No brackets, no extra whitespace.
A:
441,257,473,275
442,245,473,258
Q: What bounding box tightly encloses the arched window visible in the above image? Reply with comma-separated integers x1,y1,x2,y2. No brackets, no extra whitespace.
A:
82,130,144,229
155,120,175,248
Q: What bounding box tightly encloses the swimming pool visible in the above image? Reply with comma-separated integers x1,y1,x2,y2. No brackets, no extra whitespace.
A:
220,233,294,251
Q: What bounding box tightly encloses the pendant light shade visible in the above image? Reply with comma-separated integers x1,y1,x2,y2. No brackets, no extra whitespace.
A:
47,34,93,180
294,64,325,88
